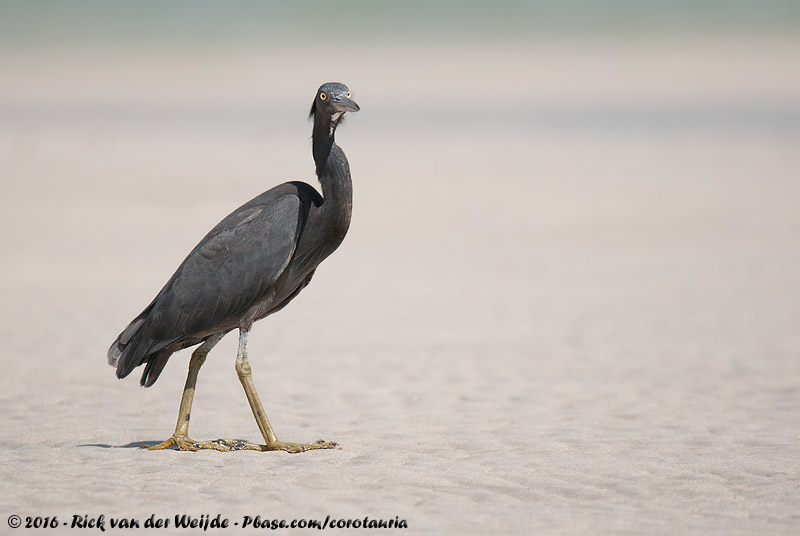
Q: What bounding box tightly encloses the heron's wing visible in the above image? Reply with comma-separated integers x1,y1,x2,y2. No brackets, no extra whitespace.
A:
148,193,302,343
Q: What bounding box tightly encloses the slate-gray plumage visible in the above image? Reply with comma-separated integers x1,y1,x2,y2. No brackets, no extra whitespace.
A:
108,83,359,452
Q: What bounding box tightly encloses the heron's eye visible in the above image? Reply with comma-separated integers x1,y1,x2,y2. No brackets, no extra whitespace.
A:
320,93,327,101
346,92,351,98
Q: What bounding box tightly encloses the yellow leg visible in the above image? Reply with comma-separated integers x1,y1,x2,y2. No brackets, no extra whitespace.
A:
146,333,261,452
235,328,337,453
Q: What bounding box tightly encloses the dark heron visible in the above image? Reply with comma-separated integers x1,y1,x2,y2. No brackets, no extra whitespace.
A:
108,82,359,453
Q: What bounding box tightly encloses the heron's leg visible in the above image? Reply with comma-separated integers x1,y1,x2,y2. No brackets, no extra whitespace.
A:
235,328,337,453
146,332,246,452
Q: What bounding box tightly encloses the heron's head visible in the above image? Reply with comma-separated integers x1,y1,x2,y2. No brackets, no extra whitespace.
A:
309,82,360,122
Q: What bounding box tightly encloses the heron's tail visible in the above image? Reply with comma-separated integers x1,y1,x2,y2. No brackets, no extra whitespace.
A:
108,303,170,387
107,316,146,369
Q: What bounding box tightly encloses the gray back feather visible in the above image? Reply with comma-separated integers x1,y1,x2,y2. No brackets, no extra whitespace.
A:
110,189,304,384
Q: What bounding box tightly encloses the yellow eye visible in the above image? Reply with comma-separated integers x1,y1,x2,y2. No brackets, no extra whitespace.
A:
346,92,351,98
320,92,327,101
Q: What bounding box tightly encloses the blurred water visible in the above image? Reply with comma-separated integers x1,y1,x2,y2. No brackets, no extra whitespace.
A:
2,1,799,141
1,0,800,48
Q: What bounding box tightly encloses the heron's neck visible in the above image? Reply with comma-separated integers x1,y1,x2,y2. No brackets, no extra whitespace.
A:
312,116,352,233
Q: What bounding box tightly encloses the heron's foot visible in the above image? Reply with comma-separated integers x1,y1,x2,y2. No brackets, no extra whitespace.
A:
143,434,261,452
261,439,338,453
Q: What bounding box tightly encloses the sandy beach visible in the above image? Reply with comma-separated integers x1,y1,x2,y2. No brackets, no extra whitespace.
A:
1,21,800,535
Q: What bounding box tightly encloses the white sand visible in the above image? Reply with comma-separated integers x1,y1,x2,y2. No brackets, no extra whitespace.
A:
1,38,799,534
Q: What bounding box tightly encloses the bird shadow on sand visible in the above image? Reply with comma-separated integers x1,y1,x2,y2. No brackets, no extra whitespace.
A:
79,440,257,449
79,441,164,449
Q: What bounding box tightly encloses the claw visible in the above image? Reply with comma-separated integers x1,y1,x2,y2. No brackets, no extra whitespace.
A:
143,434,237,452
265,440,338,453
142,434,338,453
